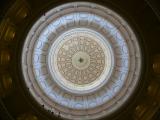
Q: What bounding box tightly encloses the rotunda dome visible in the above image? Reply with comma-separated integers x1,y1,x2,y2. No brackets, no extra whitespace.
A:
21,2,142,120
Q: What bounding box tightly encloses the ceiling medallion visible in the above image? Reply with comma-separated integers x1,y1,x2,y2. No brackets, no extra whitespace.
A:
49,28,113,94
22,2,142,120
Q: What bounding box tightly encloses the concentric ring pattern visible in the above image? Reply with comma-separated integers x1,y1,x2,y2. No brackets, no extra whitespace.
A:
21,2,142,120
48,28,114,94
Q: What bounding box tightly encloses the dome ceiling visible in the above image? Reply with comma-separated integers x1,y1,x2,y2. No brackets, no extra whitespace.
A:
21,2,142,120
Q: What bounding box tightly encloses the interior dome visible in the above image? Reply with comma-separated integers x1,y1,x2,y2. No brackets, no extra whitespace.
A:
48,28,114,94
21,2,142,120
